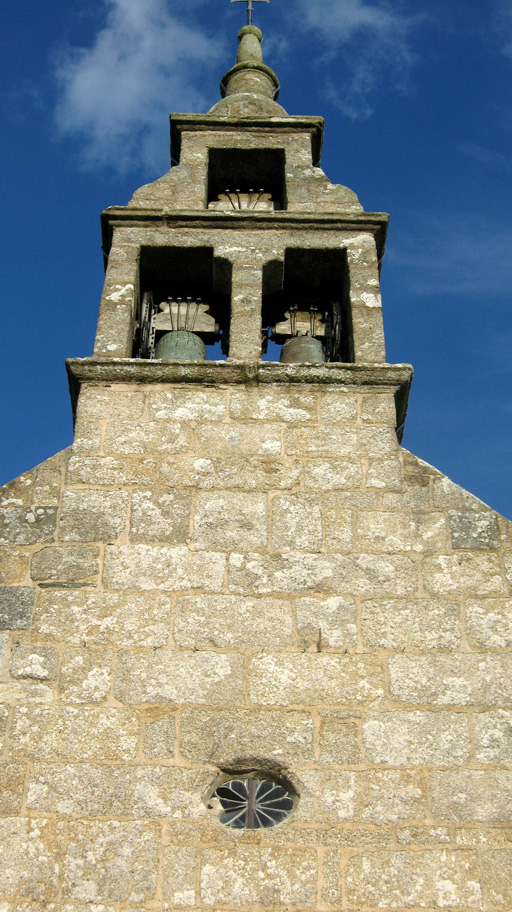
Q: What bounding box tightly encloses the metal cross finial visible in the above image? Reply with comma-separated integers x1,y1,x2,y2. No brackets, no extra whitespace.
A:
231,0,269,27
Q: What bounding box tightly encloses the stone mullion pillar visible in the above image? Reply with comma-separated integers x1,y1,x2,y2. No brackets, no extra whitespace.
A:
94,232,140,358
226,259,264,361
346,240,386,364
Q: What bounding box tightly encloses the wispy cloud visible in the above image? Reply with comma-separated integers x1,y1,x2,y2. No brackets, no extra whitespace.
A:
459,142,512,175
495,0,512,57
388,213,512,296
294,0,424,119
54,0,223,173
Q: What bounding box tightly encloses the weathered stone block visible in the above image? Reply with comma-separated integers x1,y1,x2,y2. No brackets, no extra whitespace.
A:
161,455,302,490
0,507,57,545
194,492,267,550
14,903,116,912
180,708,315,764
0,546,31,585
0,587,34,630
0,818,59,901
59,491,129,542
0,705,7,752
321,501,354,553
66,455,157,486
361,394,397,425
449,510,500,549
32,459,66,505
229,551,418,595
103,420,192,455
396,826,451,845
357,510,448,552
115,649,244,705
357,427,398,458
432,476,488,510
77,384,146,423
0,762,25,814
318,392,358,424
389,654,512,706
143,715,176,759
195,423,282,457
465,598,512,648
59,648,113,704
30,546,99,582
320,849,342,905
34,590,171,647
9,705,139,761
93,302,133,357
423,552,505,595
200,847,318,906
71,419,102,454
29,764,211,819
63,820,158,903
230,389,317,422
0,682,53,703
271,494,323,551
174,595,293,649
296,596,357,648
150,388,227,421
10,645,59,680
481,849,512,908
303,460,363,491
297,769,425,824
473,711,512,764
319,719,361,764
346,849,481,909
505,552,512,588
161,846,197,906
285,426,357,458
382,486,430,509
104,545,226,591
366,459,403,490
130,490,192,543
362,711,470,765
453,825,512,847
0,473,33,508
431,770,512,822
361,598,460,650
249,653,384,706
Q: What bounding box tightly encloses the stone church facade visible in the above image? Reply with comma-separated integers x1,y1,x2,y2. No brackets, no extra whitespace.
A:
1,22,512,912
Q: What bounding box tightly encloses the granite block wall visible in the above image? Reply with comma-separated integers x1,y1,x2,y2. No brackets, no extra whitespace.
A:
0,376,511,909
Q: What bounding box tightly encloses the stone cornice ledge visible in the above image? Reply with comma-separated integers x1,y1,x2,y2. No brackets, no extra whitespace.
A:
66,358,413,440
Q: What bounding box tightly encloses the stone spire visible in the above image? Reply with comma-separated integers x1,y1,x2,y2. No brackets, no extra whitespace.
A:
209,24,287,117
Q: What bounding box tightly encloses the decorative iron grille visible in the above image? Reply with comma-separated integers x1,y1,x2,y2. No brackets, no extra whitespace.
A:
208,777,294,829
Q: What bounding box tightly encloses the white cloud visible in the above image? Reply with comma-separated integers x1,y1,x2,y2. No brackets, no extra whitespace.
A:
294,0,423,119
54,0,224,173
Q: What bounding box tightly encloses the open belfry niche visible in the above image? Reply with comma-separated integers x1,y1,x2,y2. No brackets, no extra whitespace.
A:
1,1,512,909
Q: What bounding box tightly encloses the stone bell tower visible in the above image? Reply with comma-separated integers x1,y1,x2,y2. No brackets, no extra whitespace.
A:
1,15,512,911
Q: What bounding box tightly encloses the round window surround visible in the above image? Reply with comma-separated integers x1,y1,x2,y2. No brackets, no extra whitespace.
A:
206,773,296,829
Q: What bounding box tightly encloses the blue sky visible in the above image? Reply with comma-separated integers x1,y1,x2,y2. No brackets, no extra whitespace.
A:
1,0,511,518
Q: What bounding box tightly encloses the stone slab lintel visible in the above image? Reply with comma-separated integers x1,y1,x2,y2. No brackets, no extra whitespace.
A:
100,209,390,261
169,113,325,166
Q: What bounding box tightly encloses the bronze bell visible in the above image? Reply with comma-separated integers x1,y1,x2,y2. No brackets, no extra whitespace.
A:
154,296,209,361
155,330,206,361
280,335,326,364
